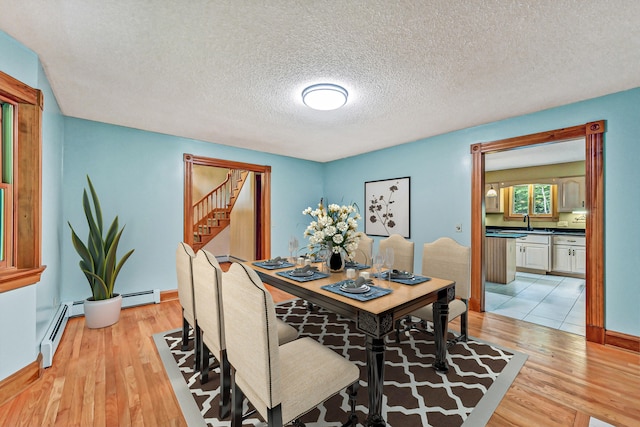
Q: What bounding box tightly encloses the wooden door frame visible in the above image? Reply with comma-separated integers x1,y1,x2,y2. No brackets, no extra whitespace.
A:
470,121,605,344
183,154,271,259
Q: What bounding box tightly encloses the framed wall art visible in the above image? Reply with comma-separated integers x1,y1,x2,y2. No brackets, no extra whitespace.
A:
364,176,410,237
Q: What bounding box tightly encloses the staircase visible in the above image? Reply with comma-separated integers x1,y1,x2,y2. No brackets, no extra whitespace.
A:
192,169,248,251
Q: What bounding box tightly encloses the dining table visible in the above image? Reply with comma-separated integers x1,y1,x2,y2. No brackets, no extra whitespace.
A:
247,259,455,427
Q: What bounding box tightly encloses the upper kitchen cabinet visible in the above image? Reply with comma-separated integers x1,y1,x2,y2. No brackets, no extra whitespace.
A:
557,176,585,212
485,183,504,213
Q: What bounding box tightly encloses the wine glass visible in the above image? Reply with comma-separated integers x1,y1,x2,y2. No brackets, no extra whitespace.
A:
384,247,395,285
372,252,385,284
288,236,299,263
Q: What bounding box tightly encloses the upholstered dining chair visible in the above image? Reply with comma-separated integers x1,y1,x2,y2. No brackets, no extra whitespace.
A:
379,233,415,272
192,250,298,419
354,233,374,265
175,242,200,369
222,262,360,427
396,237,471,346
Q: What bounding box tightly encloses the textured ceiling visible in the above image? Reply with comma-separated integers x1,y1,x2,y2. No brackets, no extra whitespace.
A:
1,1,639,162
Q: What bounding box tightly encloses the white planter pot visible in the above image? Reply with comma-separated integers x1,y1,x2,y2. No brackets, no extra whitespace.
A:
84,294,122,329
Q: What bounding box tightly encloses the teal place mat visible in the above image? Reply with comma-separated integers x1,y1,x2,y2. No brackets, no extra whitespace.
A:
321,280,393,301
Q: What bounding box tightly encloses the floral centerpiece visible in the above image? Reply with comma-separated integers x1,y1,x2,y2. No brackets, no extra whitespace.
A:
303,200,361,263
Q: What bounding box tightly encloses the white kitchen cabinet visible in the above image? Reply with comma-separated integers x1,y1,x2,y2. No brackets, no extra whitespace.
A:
485,183,503,213
557,176,585,212
515,234,550,271
552,235,586,275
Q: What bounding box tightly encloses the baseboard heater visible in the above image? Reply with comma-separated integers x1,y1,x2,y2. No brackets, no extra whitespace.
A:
40,289,160,368
41,302,72,368
68,289,161,317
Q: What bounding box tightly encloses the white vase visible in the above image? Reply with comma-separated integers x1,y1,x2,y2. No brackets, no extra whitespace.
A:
84,294,122,329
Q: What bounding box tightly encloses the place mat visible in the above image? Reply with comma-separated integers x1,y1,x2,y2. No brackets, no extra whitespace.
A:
252,260,295,270
344,261,371,270
277,269,330,282
322,280,392,301
375,271,431,285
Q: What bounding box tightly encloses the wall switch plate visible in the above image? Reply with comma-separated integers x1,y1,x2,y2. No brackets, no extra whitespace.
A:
455,224,462,232
557,220,569,227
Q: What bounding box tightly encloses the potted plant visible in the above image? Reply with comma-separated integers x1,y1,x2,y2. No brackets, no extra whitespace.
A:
68,176,135,328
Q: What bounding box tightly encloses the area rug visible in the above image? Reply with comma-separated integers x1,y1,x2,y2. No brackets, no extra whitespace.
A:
153,299,527,427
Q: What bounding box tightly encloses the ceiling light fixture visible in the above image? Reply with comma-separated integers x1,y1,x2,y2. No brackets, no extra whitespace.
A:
302,84,348,111
486,184,498,198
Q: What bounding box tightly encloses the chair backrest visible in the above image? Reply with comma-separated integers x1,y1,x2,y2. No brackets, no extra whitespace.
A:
354,233,374,265
222,263,281,412
421,237,471,299
379,234,415,272
176,242,196,326
192,250,225,354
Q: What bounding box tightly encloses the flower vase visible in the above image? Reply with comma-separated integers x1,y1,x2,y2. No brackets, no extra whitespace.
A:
327,250,345,272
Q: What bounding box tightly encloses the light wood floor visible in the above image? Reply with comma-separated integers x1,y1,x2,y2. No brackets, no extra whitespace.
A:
1,287,638,426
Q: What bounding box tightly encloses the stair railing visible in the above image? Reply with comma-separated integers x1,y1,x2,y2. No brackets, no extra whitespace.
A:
192,169,245,243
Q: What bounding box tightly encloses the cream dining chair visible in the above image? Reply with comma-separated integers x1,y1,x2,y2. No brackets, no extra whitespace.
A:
222,262,360,427
353,233,374,265
379,233,415,272
192,250,298,419
396,237,471,345
175,242,200,369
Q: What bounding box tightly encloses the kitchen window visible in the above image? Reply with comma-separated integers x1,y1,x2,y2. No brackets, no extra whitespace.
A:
505,183,558,221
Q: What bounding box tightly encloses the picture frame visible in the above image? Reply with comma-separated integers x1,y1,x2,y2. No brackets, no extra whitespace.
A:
364,177,410,237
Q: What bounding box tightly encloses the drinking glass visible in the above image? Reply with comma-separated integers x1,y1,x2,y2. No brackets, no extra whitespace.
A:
384,247,395,285
372,252,385,284
288,236,299,263
317,247,329,273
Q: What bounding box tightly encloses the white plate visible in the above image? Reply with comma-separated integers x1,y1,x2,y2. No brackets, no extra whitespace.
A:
340,284,370,294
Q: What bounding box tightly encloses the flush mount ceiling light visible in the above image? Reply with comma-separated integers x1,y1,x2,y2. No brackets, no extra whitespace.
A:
302,84,348,111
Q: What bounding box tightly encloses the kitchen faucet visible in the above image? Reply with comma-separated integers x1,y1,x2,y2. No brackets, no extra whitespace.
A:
523,214,532,231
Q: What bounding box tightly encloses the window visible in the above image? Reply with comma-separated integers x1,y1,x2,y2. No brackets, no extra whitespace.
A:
0,101,14,269
505,183,558,221
0,70,45,292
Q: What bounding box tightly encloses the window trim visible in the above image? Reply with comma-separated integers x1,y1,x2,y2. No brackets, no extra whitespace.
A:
0,70,46,293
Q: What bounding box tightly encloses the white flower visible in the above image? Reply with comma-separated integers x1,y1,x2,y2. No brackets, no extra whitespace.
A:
303,201,361,259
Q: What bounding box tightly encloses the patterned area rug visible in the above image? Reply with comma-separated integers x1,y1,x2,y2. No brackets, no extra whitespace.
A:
153,299,527,427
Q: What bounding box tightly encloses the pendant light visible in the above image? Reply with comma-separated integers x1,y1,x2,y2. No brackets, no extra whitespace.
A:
486,184,498,198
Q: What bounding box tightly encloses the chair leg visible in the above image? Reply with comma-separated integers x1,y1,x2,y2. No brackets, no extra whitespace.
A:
342,381,359,427
181,315,189,351
199,343,210,384
194,324,201,371
219,350,231,419
267,404,284,427
230,370,244,427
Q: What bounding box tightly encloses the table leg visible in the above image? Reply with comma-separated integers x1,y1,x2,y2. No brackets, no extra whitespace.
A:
365,336,386,427
432,291,450,373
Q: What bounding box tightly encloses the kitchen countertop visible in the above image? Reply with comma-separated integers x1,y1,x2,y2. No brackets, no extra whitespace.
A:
486,232,527,238
486,227,585,237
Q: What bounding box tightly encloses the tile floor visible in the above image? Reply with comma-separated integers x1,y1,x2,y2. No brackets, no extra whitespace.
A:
485,272,586,336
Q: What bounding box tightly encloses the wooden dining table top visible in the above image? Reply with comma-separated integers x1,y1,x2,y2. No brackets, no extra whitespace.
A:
247,260,455,317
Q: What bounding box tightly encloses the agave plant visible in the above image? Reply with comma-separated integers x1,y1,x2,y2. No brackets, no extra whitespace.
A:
68,176,135,301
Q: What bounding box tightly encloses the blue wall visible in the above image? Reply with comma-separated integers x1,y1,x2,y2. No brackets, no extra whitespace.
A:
0,31,64,375
325,88,640,336
62,118,324,302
